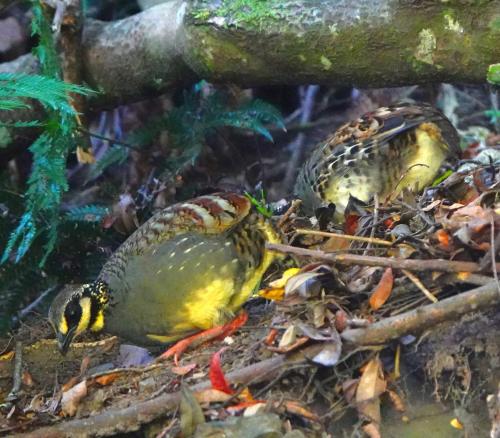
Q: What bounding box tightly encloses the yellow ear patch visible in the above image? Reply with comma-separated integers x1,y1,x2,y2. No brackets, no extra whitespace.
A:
90,309,105,332
58,317,68,335
76,296,92,336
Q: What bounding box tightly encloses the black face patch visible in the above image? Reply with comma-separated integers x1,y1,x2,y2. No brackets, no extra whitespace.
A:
64,297,82,330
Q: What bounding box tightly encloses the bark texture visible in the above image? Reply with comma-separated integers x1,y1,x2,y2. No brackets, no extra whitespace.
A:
1,0,499,113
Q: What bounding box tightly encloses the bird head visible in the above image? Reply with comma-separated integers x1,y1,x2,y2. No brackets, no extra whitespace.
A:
48,281,109,354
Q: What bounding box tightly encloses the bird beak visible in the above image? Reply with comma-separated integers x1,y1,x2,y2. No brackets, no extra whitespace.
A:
57,327,76,355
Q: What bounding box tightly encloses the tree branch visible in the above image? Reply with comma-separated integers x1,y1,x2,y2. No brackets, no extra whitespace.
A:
341,281,500,345
1,0,498,110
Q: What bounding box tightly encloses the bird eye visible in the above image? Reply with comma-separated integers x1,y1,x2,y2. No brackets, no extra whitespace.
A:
64,300,82,324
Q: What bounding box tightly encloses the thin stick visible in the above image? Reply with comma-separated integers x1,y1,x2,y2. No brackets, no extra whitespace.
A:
364,193,379,255
402,269,438,303
294,229,393,246
267,242,500,274
341,282,500,345
4,341,23,407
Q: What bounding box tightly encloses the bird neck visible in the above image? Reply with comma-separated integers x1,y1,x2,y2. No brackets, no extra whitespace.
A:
84,280,110,333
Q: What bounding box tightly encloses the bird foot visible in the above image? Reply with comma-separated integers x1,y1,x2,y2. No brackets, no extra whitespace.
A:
158,311,248,365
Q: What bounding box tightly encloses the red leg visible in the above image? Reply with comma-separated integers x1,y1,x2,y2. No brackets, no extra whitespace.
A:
158,311,248,364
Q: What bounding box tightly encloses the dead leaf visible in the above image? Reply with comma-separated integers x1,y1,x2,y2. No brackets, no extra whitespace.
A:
194,388,233,404
264,328,279,346
76,146,96,164
283,400,320,422
387,389,405,412
22,370,34,387
61,380,87,417
362,422,381,438
226,401,265,415
435,229,453,251
344,214,360,235
342,379,359,404
172,363,197,376
309,342,342,367
369,268,394,310
118,344,153,367
335,310,348,332
312,303,326,328
62,376,80,393
269,268,301,288
267,336,309,353
348,266,380,292
278,325,298,348
450,418,464,430
0,351,14,361
356,357,386,424
386,243,416,259
209,348,233,394
284,272,323,298
421,199,442,211
258,287,285,301
180,385,205,436
94,372,121,386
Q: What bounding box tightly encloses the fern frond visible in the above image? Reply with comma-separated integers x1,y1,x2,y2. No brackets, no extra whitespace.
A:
86,146,129,181
1,2,94,266
0,73,93,114
65,205,110,222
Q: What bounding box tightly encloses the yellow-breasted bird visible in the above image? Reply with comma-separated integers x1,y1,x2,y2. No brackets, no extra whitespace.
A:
49,193,280,355
295,103,460,220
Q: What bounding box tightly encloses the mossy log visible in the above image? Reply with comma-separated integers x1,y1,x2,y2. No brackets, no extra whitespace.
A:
0,0,499,132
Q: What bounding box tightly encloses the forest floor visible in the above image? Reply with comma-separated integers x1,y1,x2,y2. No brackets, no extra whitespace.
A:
0,83,499,437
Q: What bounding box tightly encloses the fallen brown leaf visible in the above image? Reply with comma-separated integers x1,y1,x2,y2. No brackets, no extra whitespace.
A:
61,380,87,417
171,363,197,376
369,267,394,310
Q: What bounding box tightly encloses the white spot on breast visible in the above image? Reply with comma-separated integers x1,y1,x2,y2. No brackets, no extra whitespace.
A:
170,251,176,258
156,269,162,275
179,265,185,271
184,247,193,254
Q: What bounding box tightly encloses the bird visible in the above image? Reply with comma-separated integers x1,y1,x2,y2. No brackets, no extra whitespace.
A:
294,102,461,220
48,192,281,356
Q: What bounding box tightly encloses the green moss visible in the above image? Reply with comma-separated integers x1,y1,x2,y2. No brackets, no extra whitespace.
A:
487,64,500,85
191,0,282,29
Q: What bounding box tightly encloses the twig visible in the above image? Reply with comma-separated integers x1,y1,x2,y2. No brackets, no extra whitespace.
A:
341,282,500,345
19,344,324,437
283,85,320,190
364,193,379,255
277,199,302,229
266,242,500,273
3,341,23,408
480,216,500,294
12,286,57,325
401,269,438,303
294,229,393,246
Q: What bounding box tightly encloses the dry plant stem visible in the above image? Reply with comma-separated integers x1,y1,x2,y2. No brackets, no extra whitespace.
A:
341,282,500,345
20,345,323,437
401,269,438,303
283,85,319,190
364,193,379,255
5,341,22,406
294,229,393,246
266,243,500,273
